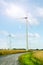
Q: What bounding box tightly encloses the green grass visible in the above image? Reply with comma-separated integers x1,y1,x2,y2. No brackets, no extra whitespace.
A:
18,52,42,65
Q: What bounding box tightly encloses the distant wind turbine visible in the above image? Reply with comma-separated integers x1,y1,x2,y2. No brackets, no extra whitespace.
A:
8,34,15,49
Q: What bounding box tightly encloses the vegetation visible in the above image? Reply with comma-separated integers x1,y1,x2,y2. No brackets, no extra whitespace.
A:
32,51,43,64
0,49,43,65
0,49,26,55
19,51,43,65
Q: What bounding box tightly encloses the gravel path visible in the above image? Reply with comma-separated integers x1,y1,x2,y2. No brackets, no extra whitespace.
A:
0,53,24,65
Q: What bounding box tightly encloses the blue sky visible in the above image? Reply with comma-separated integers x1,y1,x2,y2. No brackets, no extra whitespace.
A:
0,0,43,49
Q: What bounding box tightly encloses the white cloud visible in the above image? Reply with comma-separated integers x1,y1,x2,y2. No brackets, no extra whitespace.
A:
35,7,43,18
38,8,43,17
0,0,38,25
0,30,15,38
0,30,40,38
27,13,38,25
28,33,33,37
34,33,40,38
5,4,25,18
0,30,9,36
5,4,38,25
28,33,40,38
14,33,40,38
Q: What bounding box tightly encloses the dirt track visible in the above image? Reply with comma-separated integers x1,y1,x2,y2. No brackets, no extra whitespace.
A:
0,53,24,65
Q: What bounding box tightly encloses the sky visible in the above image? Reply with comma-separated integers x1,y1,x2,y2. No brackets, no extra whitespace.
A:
0,0,43,49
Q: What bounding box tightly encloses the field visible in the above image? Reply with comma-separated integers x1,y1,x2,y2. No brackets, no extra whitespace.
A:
19,50,43,65
0,49,26,55
0,49,43,65
32,51,43,64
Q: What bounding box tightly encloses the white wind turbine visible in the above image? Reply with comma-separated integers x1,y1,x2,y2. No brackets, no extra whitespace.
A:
8,34,15,49
23,16,28,50
16,14,29,50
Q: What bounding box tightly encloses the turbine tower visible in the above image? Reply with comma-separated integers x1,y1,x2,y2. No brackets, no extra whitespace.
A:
8,34,12,49
24,16,28,50
8,34,14,49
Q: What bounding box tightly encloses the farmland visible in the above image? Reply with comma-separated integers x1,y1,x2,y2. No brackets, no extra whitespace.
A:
19,50,43,65
32,51,43,64
0,49,26,55
0,49,43,65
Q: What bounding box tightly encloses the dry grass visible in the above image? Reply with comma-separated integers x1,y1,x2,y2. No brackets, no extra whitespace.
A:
0,49,26,55
32,51,43,62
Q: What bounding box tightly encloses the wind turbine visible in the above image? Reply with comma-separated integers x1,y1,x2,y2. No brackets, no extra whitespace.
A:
17,15,29,50
8,34,15,49
17,15,28,50
23,16,28,50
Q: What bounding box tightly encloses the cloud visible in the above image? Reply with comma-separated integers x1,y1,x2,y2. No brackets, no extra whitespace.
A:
33,33,40,38
5,4,25,18
0,30,15,37
0,30,8,36
37,7,43,17
27,13,38,25
0,30,40,38
34,7,43,18
5,4,38,25
0,0,38,25
0,0,26,18
14,33,40,38
28,33,40,38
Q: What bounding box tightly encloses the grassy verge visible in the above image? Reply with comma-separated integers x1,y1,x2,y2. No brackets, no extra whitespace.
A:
18,51,42,65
